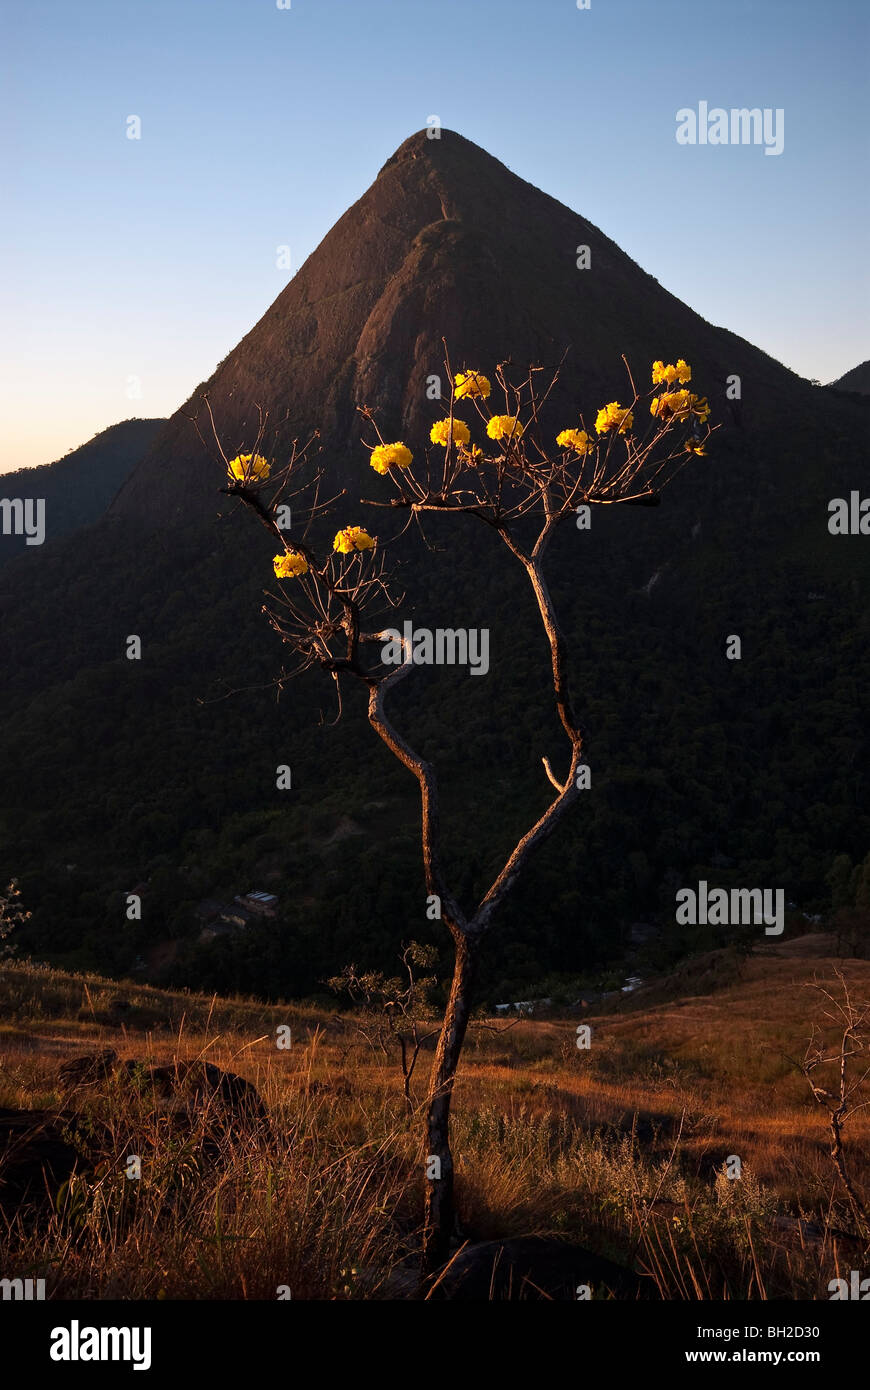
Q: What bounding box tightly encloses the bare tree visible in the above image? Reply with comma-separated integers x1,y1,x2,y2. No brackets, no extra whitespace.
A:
799,969,870,1241
328,942,441,1114
198,351,712,1276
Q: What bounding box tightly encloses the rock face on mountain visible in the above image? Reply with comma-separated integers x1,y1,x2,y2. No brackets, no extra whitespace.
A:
109,129,811,528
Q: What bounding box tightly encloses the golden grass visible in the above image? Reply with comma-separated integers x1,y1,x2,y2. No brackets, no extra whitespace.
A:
1,942,868,1299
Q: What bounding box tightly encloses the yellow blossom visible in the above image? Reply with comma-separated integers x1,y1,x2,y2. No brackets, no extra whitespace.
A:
595,401,634,435
685,439,707,456
556,428,594,454
228,453,271,483
460,443,484,464
651,390,709,423
430,418,471,446
273,550,309,579
486,414,523,442
334,525,375,554
370,442,413,474
454,371,491,400
652,359,692,386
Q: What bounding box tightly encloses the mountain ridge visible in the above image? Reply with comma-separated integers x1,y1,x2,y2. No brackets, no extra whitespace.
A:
0,419,165,565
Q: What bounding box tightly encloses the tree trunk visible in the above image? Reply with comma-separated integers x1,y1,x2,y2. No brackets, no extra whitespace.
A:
421,929,478,1278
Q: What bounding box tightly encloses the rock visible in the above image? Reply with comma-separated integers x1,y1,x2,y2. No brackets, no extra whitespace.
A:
56,1048,119,1091
157,1061,265,1121
54,1051,268,1135
115,1059,267,1127
0,1108,81,1212
430,1236,655,1301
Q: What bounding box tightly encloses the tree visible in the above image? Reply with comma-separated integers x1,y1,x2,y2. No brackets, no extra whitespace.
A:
0,879,30,958
798,970,870,1241
196,350,712,1276
328,942,440,1114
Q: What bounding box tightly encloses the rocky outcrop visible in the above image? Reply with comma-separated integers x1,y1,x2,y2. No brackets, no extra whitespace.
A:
429,1236,655,1300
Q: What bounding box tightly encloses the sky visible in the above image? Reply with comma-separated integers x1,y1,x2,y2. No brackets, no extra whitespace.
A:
2,0,868,473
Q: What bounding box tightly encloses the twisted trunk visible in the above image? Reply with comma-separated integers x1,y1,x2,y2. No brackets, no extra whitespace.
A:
421,928,478,1277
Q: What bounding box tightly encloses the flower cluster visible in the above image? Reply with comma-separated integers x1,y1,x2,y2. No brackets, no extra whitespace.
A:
486,414,523,442
370,442,413,474
334,525,375,554
273,550,309,579
595,401,634,435
650,389,710,423
454,370,491,400
430,418,471,446
652,359,691,386
228,453,271,483
555,427,594,455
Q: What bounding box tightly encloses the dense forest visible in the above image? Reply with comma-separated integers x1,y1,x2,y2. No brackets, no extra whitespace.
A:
1,408,868,1003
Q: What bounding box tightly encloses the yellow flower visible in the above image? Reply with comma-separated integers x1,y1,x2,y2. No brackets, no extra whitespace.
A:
460,443,484,464
595,401,633,435
652,359,692,387
651,390,709,423
228,453,270,483
370,442,413,474
334,525,375,554
273,550,309,579
454,370,491,400
486,414,523,442
430,418,471,446
556,428,594,454
685,439,707,456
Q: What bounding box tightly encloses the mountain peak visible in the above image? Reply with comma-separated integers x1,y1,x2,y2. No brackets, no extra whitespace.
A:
111,131,809,527
378,127,505,177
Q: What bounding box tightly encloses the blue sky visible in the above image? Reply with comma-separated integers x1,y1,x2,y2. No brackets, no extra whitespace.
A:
2,0,867,472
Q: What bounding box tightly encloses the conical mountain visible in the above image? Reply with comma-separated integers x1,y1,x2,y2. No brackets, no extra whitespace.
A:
2,131,868,994
112,129,812,528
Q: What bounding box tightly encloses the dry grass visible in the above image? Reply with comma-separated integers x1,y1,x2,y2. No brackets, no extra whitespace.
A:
1,941,869,1299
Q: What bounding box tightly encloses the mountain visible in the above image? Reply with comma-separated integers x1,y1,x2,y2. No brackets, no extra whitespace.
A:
0,419,165,566
1,131,868,998
112,129,822,530
831,360,870,394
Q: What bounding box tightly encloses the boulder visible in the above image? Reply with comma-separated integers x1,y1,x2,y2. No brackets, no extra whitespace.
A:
56,1048,119,1092
0,1108,81,1212
430,1236,655,1301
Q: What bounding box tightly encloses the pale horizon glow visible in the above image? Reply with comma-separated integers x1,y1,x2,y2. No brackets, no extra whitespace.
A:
2,0,868,474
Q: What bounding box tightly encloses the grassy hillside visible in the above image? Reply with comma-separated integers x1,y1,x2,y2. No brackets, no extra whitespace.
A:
2,936,868,1299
